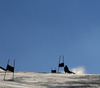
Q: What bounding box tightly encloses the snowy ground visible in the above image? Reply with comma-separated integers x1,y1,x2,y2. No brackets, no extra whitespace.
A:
0,70,100,88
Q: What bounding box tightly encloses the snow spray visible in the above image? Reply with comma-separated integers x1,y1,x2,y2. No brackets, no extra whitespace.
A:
71,66,86,74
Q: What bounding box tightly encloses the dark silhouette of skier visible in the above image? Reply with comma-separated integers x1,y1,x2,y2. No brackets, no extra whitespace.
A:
64,65,75,74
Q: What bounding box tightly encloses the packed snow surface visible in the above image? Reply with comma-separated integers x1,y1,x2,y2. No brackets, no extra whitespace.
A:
0,70,100,88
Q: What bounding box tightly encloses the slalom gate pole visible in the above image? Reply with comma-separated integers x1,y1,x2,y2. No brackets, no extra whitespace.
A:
4,59,9,80
12,59,15,80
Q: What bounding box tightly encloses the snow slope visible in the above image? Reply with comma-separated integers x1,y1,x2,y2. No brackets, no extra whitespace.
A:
0,70,100,88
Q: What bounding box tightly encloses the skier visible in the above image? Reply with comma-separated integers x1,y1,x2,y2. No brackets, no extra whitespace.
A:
64,65,75,74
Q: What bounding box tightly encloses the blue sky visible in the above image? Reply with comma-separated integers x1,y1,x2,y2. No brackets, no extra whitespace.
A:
0,0,100,74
